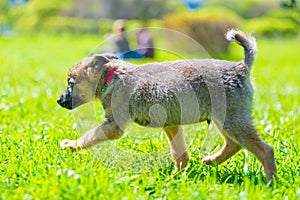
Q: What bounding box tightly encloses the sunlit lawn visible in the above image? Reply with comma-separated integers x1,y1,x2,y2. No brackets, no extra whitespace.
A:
0,34,300,199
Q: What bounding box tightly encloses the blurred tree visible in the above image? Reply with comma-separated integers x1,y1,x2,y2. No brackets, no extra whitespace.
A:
9,0,72,20
103,0,175,21
207,0,278,19
9,0,72,32
281,0,297,8
281,0,300,35
163,6,240,55
5,0,181,33
0,0,9,18
8,0,179,22
0,0,10,34
0,0,13,34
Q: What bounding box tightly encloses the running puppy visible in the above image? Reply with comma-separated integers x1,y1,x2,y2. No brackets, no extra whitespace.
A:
57,29,276,183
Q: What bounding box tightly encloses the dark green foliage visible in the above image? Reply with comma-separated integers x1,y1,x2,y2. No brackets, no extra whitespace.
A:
280,0,300,33
243,16,298,38
213,0,278,19
240,1,299,38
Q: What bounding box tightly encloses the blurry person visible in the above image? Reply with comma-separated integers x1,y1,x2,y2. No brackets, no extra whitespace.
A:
112,19,130,55
136,28,154,58
111,19,142,59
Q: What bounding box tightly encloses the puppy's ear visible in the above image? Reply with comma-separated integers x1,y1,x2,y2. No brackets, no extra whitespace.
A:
93,53,119,69
102,53,119,60
93,54,111,68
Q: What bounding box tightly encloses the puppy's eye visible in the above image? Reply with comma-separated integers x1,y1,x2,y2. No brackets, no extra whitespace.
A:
68,78,76,86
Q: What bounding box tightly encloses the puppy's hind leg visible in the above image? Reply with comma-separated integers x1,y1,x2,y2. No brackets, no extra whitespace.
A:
60,121,124,151
202,129,242,166
221,120,277,184
164,126,190,171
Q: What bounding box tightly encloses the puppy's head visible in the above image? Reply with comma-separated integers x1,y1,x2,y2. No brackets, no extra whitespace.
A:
57,53,118,110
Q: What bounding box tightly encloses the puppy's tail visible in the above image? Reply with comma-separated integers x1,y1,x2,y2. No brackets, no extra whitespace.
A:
226,29,257,69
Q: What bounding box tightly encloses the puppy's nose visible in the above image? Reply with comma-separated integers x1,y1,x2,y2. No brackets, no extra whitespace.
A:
57,96,66,107
57,98,62,105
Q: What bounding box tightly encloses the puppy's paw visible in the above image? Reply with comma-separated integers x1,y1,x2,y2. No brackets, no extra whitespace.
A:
202,156,218,167
60,139,82,151
174,162,189,174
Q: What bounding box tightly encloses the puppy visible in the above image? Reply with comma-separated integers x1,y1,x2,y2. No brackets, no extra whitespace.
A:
57,30,276,183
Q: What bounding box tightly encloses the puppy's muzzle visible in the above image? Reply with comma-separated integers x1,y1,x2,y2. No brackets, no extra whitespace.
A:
57,86,73,110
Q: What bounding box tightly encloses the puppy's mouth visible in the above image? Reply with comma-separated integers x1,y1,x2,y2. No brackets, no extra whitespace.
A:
57,94,73,110
57,98,73,110
57,87,76,110
57,92,85,110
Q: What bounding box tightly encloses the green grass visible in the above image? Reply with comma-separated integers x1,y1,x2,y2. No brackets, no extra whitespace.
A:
1,34,300,199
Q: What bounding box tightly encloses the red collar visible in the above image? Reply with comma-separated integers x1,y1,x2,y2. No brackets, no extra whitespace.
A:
101,69,116,92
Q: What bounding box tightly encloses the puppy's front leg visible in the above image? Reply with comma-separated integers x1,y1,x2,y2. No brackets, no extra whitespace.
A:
60,121,124,151
164,126,190,171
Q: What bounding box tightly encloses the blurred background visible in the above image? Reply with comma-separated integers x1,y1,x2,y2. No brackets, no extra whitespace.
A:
0,0,299,56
